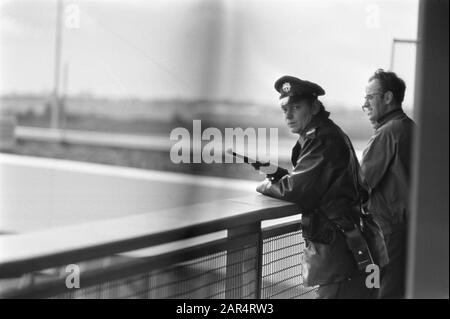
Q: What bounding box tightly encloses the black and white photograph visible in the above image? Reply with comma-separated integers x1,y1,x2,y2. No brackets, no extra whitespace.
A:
0,0,448,303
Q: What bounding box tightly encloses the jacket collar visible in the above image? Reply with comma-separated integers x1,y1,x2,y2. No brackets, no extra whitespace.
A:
375,108,405,130
295,109,330,148
299,109,330,139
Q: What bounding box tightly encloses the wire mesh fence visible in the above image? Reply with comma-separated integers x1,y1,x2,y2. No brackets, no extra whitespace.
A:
2,222,317,299
261,230,317,299
54,251,230,299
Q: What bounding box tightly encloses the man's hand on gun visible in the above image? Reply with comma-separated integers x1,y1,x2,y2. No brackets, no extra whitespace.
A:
226,149,289,182
249,161,270,170
250,161,289,182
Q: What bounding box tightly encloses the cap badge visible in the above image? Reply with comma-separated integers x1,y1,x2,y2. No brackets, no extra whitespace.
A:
282,82,291,93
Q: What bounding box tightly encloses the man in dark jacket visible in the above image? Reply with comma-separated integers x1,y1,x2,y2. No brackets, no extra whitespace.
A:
361,69,415,298
256,75,382,299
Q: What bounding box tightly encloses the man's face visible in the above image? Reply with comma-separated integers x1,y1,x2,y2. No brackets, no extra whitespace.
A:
364,79,386,123
281,98,314,134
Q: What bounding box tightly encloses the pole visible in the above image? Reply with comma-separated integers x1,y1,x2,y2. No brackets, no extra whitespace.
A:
61,62,69,130
51,0,63,129
389,38,418,71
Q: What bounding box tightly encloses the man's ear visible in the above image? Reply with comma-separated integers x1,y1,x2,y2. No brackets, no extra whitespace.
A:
384,91,394,104
311,101,321,115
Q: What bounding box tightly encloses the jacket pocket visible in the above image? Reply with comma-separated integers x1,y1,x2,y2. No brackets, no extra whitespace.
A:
302,232,358,287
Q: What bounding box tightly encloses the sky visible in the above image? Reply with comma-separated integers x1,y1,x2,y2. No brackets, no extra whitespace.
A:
0,0,419,109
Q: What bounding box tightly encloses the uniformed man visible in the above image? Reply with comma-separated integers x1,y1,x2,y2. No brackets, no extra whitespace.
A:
361,69,416,298
256,75,382,299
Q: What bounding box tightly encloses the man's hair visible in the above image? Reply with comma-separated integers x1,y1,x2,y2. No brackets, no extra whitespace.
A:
281,95,326,113
285,95,325,109
312,99,325,112
369,69,406,104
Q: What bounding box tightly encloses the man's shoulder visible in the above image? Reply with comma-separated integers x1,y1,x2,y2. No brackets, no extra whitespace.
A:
316,119,347,140
378,115,415,137
313,120,349,153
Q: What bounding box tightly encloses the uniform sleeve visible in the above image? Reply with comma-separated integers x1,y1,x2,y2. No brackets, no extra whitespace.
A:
360,130,395,191
256,137,327,206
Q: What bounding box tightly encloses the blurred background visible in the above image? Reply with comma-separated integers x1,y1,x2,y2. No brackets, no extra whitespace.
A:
0,0,419,181
1,0,448,300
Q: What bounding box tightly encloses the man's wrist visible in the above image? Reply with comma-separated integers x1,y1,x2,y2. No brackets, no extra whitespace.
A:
256,179,271,194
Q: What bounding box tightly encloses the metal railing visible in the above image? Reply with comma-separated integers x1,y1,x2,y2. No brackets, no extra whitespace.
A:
0,195,317,299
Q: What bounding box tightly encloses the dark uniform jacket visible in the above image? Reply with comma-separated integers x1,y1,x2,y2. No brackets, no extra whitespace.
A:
256,110,364,286
361,109,415,236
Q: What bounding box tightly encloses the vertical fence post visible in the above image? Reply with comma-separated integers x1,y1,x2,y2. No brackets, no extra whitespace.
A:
225,222,262,299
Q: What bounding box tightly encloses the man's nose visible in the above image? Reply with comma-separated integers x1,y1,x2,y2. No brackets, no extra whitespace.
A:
362,101,371,113
285,110,293,119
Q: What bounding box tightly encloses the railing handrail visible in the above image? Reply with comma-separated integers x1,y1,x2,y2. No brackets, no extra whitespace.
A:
0,195,298,278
